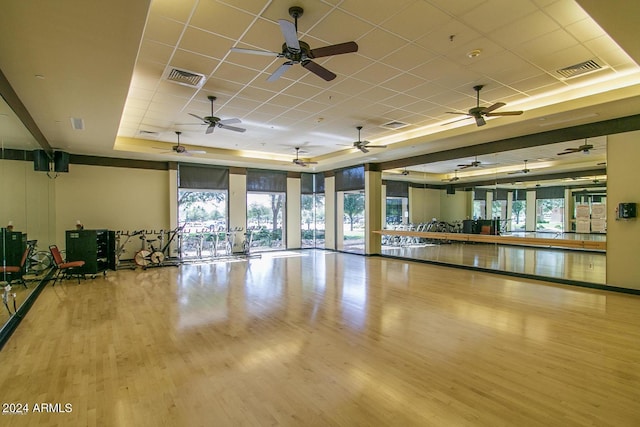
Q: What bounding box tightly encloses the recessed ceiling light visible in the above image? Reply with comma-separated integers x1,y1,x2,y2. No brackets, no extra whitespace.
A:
467,49,482,58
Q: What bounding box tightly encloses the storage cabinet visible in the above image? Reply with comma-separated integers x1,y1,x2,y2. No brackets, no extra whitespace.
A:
66,229,114,277
1,228,26,281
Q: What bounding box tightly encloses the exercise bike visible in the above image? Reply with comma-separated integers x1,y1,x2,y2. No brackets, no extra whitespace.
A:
134,226,184,268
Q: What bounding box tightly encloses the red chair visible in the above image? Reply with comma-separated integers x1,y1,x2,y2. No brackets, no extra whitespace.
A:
0,246,30,289
49,245,85,285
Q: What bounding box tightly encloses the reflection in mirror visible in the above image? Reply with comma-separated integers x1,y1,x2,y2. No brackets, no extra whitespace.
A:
380,138,607,285
1,94,53,333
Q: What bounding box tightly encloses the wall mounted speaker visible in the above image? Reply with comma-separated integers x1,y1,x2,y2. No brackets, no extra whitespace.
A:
33,149,50,172
54,151,70,173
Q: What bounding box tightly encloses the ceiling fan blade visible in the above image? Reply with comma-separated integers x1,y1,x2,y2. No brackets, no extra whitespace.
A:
442,115,472,126
445,111,470,115
458,164,472,169
188,113,207,123
205,124,215,134
267,62,293,82
189,150,207,154
358,146,370,154
485,110,523,116
230,47,280,57
278,19,300,51
481,102,506,114
365,145,387,149
309,41,358,58
474,115,486,126
302,60,336,81
219,124,246,133
218,118,241,125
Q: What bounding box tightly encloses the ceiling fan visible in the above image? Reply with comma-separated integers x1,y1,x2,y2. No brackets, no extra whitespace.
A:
442,170,460,182
508,159,531,174
292,147,318,167
557,141,594,155
351,126,387,153
230,6,358,82
187,96,245,134
154,131,206,156
446,85,523,127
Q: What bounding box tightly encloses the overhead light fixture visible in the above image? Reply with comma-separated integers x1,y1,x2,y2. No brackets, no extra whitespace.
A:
70,117,84,130
467,49,482,58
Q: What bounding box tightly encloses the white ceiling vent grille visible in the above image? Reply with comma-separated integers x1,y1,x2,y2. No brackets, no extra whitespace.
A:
381,120,409,130
163,67,206,88
556,59,604,79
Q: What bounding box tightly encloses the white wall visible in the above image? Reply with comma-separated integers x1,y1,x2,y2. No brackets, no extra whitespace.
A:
229,172,247,252
53,164,170,256
440,190,468,222
606,130,640,289
324,176,335,250
0,159,54,247
409,186,440,223
287,176,301,249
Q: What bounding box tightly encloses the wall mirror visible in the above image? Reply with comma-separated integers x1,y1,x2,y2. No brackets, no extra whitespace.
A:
1,94,53,337
380,137,607,284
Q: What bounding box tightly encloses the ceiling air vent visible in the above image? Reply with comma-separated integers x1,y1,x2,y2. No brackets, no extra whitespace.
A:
163,66,206,88
139,130,159,138
381,120,409,130
556,59,604,79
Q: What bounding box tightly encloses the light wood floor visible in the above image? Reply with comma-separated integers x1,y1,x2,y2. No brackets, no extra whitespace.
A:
1,250,639,426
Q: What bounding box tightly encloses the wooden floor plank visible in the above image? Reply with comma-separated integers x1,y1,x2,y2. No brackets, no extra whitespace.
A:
0,250,638,426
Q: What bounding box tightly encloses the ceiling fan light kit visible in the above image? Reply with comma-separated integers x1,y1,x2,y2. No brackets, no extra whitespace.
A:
230,6,358,82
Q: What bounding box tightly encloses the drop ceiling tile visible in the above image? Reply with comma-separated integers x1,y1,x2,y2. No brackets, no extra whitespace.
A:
143,15,185,46
234,17,283,51
474,53,540,85
383,1,452,41
150,0,198,22
461,0,537,34
214,62,264,85
219,0,270,15
428,0,488,16
268,93,306,109
357,28,410,61
414,18,481,55
180,27,235,60
328,76,377,97
338,0,415,26
564,17,606,42
543,0,590,26
268,1,333,26
517,28,579,62
584,36,636,68
190,1,255,40
155,80,199,101
409,56,461,82
379,92,422,110
308,8,374,45
352,62,403,85
201,78,245,97
409,81,448,99
316,54,376,80
489,11,560,48
383,44,439,73
137,40,175,65
130,60,166,90
381,72,427,93
225,50,278,71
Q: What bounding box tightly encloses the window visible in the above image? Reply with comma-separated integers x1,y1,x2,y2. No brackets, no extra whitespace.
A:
301,173,325,248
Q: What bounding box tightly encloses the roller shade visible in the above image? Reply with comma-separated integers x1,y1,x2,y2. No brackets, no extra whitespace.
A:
247,169,287,192
536,186,564,199
335,166,364,191
178,164,228,189
301,173,325,194
384,180,409,197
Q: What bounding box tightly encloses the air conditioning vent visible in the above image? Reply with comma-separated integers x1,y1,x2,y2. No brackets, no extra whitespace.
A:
381,120,409,130
556,59,604,79
163,67,206,88
139,130,160,138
